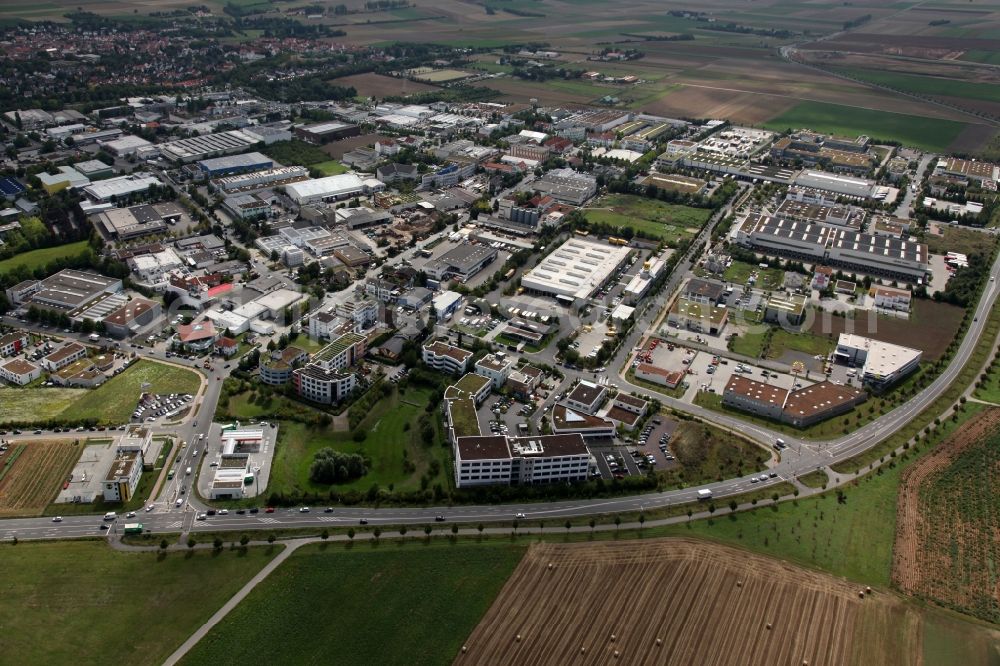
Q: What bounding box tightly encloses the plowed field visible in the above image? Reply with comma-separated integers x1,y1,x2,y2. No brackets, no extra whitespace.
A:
459,538,919,666
0,439,80,517
893,406,1000,624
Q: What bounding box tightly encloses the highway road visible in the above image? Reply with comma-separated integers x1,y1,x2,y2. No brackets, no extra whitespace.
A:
3,196,999,540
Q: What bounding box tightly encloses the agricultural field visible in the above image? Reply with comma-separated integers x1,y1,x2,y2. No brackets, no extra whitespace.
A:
0,387,86,424
0,240,91,276
763,101,968,153
462,538,999,666
329,72,438,98
181,541,526,666
0,540,280,665
829,67,1000,105
266,386,449,496
0,439,80,517
60,360,201,425
893,407,1000,624
582,194,711,244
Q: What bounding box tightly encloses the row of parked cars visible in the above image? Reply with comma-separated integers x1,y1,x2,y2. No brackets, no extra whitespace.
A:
133,393,194,422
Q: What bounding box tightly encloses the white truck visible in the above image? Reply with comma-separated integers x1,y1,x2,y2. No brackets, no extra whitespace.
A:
697,489,713,500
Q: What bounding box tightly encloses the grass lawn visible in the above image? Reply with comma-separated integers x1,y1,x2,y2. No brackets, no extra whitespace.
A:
61,360,201,425
728,328,769,358
583,194,711,244
0,540,281,665
267,387,450,496
0,387,86,424
959,49,1000,65
763,101,967,153
796,469,829,488
765,328,834,360
0,240,90,276
723,260,784,290
831,67,1000,105
181,541,525,666
655,402,986,587
312,159,348,175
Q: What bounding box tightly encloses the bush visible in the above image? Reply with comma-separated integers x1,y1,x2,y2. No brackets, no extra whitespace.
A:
308,447,368,484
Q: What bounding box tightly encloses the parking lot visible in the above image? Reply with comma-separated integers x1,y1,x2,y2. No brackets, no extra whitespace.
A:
55,439,120,504
629,416,680,471
133,392,194,423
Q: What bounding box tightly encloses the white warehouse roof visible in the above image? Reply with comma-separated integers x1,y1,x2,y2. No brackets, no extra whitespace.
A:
286,174,365,202
521,237,631,300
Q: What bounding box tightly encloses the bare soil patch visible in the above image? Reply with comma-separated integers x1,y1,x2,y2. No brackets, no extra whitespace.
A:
329,72,438,98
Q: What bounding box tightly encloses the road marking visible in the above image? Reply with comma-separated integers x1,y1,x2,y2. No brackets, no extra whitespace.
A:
258,517,279,524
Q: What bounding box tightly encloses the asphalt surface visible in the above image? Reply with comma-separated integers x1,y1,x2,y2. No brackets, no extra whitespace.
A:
3,191,1000,540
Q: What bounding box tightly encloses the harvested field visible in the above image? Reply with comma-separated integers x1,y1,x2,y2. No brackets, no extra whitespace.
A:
808,300,963,361
460,538,920,666
0,439,81,517
893,407,1000,624
328,72,437,98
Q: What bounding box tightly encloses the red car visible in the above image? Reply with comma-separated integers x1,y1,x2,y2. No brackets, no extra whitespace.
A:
265,507,275,513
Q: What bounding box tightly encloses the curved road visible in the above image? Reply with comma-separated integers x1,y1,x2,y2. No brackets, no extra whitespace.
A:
3,243,999,541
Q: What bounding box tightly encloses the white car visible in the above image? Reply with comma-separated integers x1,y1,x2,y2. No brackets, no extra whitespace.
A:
145,504,154,512
196,513,207,521
299,507,311,513
759,474,770,482
219,509,229,515
175,498,184,507
52,516,63,522
126,511,136,518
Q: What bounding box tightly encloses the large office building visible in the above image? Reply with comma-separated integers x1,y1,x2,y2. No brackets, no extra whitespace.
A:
159,130,260,163
423,341,472,375
834,334,922,389
424,243,498,282
520,237,631,305
737,213,928,282
292,364,356,405
285,174,384,204
453,433,591,488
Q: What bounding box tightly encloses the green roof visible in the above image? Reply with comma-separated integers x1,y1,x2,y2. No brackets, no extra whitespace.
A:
314,332,365,361
454,372,490,395
448,397,481,438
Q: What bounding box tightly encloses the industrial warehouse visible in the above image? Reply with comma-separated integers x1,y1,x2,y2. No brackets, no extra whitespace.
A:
520,237,632,305
737,213,929,282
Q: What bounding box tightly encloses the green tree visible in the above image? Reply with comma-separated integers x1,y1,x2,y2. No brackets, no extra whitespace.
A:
187,537,196,549
239,534,250,546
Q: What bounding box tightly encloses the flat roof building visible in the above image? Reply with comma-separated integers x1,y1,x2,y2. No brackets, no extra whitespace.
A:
453,432,591,488
197,151,273,177
294,121,360,144
424,243,499,282
286,174,382,204
159,130,259,163
835,334,921,390
27,269,122,312
521,237,631,304
82,173,162,203
423,341,472,375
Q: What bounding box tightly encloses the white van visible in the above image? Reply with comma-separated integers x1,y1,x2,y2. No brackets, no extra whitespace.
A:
185,467,192,475
103,511,117,521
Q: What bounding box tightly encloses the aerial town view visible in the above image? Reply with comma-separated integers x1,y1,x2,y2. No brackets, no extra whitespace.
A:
1,0,1000,663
